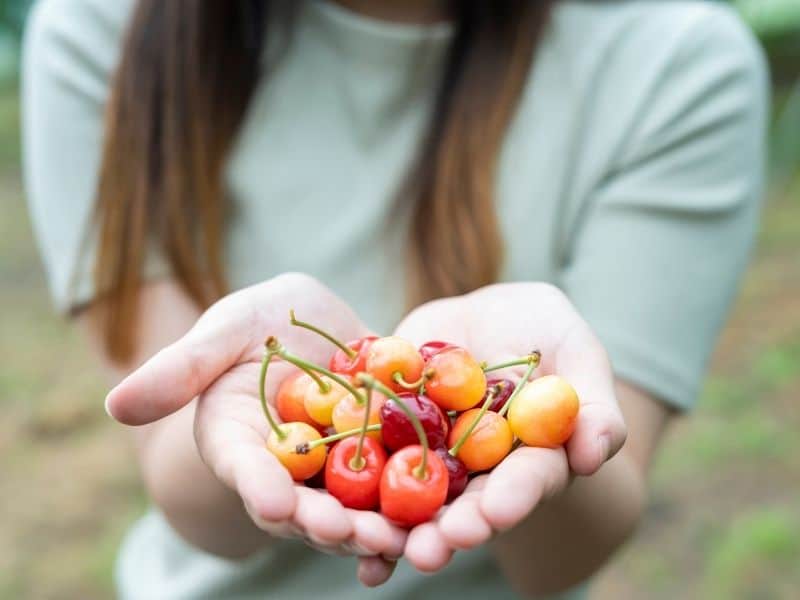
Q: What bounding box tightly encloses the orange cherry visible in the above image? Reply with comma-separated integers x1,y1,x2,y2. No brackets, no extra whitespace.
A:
366,336,425,392
303,375,351,426
266,422,327,481
275,371,319,427
507,375,579,448
425,347,487,411
448,409,513,472
332,390,386,442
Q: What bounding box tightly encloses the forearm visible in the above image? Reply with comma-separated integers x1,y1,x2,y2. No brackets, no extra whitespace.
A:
490,449,646,597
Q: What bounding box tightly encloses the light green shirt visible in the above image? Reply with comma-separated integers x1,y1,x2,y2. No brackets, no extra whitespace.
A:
23,0,767,598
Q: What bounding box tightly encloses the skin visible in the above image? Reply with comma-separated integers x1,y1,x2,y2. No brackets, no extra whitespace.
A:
95,276,670,594
393,283,670,595
88,3,673,592
83,275,407,585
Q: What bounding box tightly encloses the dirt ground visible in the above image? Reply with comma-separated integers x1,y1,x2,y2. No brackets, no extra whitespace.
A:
1,86,798,599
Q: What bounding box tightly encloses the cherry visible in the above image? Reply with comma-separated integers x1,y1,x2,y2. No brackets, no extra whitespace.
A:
303,375,351,426
366,336,425,392
380,393,448,452
434,446,468,502
507,375,579,448
258,346,327,481
448,409,513,472
419,340,453,362
332,389,385,442
289,309,375,377
425,346,487,411
325,436,387,510
485,378,516,412
329,336,378,376
266,422,327,481
379,445,448,526
305,467,327,489
275,371,322,429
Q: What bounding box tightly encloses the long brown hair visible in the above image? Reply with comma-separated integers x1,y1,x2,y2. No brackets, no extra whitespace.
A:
95,0,554,361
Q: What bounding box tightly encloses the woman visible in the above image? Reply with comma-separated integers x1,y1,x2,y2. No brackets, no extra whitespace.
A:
23,0,767,598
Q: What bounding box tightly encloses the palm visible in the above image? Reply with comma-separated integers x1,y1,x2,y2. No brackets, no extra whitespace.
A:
393,283,626,571
107,274,406,584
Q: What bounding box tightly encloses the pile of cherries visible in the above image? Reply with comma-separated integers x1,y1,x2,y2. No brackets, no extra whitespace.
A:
259,312,580,527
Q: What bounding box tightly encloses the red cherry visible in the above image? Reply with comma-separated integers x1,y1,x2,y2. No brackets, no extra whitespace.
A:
325,436,387,510
486,378,517,412
434,447,468,502
437,404,451,438
419,340,454,362
380,445,448,527
305,468,327,490
329,336,378,377
380,393,448,452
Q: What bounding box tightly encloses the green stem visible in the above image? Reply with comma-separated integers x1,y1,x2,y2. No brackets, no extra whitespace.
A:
392,369,431,391
289,309,357,359
497,358,539,418
448,386,497,457
350,387,373,471
267,337,365,403
259,349,286,440
295,362,331,393
297,424,382,453
357,373,429,479
482,350,541,374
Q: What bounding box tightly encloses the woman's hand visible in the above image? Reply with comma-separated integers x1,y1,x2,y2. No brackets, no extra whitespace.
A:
105,273,405,586
393,282,628,572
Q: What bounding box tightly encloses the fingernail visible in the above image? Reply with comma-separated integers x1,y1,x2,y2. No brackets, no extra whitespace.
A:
382,551,403,561
598,434,611,460
343,541,373,556
104,394,113,418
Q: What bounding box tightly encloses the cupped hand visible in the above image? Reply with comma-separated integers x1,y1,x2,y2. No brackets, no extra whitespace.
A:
393,282,627,572
105,273,404,586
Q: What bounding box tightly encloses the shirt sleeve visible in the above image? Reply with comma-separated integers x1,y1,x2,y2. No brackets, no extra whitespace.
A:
22,0,168,314
559,7,769,410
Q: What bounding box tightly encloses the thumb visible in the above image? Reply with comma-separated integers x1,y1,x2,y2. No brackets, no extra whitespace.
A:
105,314,252,425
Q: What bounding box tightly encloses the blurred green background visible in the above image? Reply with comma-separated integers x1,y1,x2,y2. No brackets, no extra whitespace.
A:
1,1,798,599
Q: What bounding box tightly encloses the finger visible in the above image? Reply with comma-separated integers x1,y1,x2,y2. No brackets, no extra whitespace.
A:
567,400,627,476
347,510,408,559
404,522,453,573
302,539,352,556
555,321,627,475
438,490,492,550
106,315,254,425
357,556,397,587
232,444,298,526
479,446,569,532
292,487,353,545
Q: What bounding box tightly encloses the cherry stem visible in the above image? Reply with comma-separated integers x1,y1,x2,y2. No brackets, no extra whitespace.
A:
357,373,429,480
296,362,331,394
259,348,286,441
267,337,365,403
482,350,542,373
392,369,431,391
289,309,357,359
298,424,382,453
350,386,373,471
448,386,498,457
497,356,540,418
